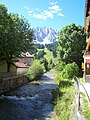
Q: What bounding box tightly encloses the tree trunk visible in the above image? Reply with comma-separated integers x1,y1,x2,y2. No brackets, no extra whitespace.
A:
7,62,10,72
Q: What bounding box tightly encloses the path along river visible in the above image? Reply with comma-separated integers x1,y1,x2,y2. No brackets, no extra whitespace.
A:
0,70,57,120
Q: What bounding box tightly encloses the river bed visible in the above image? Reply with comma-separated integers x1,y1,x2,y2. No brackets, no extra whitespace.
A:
0,71,57,120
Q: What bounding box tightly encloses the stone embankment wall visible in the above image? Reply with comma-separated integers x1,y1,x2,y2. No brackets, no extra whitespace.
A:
0,75,29,95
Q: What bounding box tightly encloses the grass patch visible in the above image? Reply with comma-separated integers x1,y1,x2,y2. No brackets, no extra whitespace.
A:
52,62,81,119
52,76,74,120
80,92,90,120
80,77,85,84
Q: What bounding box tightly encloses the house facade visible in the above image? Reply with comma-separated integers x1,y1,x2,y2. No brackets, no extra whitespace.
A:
0,52,34,75
15,52,34,75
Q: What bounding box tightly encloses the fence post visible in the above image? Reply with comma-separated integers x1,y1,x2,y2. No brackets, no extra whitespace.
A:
73,75,81,110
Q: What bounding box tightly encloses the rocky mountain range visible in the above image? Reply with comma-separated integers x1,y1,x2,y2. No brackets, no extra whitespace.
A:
33,27,59,44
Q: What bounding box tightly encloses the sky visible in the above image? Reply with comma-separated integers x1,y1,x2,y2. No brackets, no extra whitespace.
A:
0,0,86,31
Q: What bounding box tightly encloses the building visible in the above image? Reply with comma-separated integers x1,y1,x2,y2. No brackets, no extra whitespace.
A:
15,52,33,75
19,52,33,66
0,52,33,75
83,51,90,82
83,0,90,82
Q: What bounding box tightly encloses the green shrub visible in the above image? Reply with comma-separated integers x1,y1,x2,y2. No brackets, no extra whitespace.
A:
28,60,44,81
55,73,63,83
55,61,66,72
60,62,79,79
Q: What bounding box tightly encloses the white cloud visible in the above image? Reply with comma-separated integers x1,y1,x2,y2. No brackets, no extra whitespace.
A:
57,12,64,17
43,10,53,19
48,5,64,17
28,8,39,13
28,8,39,16
49,5,62,12
33,13,44,19
28,10,33,14
49,1,58,5
24,2,64,20
32,10,53,19
24,6,29,10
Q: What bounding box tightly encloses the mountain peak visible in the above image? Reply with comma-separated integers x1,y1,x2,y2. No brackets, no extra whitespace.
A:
33,27,59,44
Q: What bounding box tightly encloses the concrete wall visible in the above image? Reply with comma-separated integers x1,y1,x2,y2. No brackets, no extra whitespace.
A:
0,75,29,95
17,68,29,75
0,63,29,75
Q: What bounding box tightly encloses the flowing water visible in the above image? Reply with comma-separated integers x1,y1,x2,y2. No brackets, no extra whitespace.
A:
0,71,57,120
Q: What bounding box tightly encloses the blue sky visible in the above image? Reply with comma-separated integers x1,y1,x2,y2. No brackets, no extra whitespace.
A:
0,0,86,31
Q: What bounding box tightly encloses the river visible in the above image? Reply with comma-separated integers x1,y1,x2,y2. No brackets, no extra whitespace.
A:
0,70,57,120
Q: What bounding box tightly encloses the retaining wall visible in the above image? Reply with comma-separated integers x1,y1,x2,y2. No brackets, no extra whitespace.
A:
0,75,29,95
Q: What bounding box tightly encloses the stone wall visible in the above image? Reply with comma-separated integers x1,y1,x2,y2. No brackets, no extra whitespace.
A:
0,75,29,95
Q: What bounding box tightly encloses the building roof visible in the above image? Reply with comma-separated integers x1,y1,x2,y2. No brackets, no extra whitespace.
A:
14,62,29,68
21,52,33,58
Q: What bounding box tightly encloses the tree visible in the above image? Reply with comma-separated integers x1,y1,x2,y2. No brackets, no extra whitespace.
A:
45,42,58,58
43,58,48,71
0,4,34,72
60,62,80,79
57,23,86,68
28,60,44,81
40,58,48,71
37,50,46,60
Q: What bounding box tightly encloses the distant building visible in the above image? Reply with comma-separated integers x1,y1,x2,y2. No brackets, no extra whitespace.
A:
0,52,34,75
19,52,33,66
14,52,33,75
